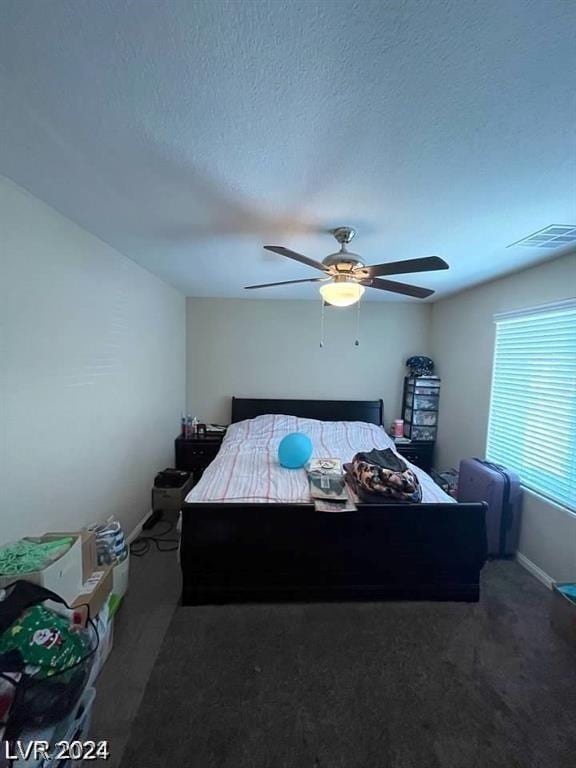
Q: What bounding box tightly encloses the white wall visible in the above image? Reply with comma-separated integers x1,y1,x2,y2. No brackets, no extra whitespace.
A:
430,252,576,581
0,177,185,542
186,298,431,425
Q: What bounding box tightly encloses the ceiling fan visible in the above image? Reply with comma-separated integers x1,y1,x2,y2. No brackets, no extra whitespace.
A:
244,227,449,306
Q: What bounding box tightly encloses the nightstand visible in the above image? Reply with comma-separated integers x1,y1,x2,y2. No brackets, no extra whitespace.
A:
394,441,435,473
175,431,226,484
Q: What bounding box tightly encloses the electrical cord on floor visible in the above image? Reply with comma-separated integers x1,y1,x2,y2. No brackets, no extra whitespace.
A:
130,521,180,557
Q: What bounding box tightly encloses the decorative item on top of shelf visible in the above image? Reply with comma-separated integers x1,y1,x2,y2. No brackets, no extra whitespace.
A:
181,414,209,439
406,355,434,377
401,375,440,442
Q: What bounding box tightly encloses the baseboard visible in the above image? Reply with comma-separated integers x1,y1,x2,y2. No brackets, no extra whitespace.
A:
516,551,554,590
127,509,153,544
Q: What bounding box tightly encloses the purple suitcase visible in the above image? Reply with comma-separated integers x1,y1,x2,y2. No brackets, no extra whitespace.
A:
457,458,522,557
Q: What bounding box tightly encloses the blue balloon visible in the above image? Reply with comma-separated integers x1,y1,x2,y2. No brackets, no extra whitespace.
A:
278,432,313,469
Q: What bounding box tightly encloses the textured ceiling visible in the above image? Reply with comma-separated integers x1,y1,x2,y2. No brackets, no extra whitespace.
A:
0,0,574,300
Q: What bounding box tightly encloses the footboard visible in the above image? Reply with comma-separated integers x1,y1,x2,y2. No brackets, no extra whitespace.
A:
180,502,487,605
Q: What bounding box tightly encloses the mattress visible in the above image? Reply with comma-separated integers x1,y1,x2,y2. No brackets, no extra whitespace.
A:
185,413,453,504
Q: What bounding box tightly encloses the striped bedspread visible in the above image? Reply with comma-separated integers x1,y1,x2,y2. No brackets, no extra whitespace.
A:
185,414,453,504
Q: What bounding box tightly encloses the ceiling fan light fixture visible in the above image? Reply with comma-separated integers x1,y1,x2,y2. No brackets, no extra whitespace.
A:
319,279,365,307
252,229,449,301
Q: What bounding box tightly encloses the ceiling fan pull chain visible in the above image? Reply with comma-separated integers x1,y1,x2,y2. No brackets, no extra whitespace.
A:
320,298,325,348
354,299,361,347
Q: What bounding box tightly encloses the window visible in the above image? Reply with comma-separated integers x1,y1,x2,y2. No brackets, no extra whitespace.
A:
487,299,576,512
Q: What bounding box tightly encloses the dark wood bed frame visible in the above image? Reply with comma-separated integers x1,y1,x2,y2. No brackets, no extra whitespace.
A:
180,398,487,605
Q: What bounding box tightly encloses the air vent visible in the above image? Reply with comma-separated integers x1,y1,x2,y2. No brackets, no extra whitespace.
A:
508,225,576,249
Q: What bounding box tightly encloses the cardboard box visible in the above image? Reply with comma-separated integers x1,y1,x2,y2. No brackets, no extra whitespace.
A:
49,529,96,582
152,472,194,511
0,534,83,604
71,566,113,624
550,583,576,645
87,606,115,686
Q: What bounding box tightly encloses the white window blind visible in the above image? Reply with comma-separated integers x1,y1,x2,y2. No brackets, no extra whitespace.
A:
487,299,576,512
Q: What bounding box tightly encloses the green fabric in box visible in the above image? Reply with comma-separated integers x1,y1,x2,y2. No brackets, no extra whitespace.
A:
0,538,74,575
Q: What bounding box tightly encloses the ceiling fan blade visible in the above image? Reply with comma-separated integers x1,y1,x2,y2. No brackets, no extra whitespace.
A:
362,256,449,278
263,245,328,272
244,277,326,290
361,277,435,299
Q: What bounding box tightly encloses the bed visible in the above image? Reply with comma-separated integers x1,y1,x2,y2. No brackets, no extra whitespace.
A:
180,398,487,605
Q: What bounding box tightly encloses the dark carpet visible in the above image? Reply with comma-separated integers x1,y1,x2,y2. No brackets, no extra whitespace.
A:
122,562,576,768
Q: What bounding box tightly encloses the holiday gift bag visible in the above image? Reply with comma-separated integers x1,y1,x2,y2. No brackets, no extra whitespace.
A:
0,580,97,738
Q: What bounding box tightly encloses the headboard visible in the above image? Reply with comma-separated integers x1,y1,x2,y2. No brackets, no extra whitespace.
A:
231,397,384,426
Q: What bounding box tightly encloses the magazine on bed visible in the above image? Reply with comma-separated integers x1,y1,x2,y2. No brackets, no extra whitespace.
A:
307,457,356,512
